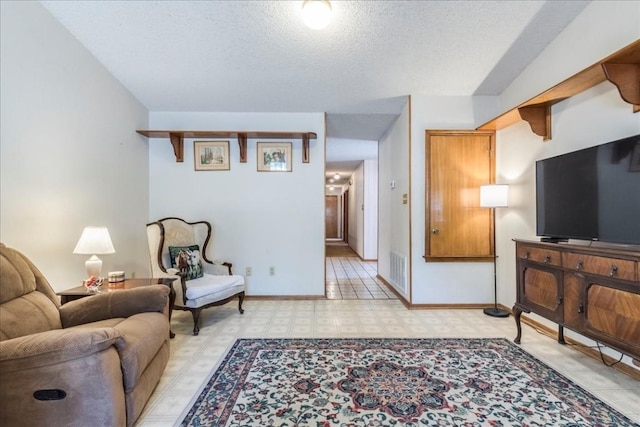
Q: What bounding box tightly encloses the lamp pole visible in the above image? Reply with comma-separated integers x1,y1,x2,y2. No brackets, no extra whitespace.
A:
484,209,509,317
480,184,510,318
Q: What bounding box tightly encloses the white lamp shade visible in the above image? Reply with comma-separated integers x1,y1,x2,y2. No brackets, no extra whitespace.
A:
480,184,509,208
302,0,332,30
73,226,115,255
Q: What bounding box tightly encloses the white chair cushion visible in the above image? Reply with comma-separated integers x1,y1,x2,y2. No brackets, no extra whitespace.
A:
185,274,245,301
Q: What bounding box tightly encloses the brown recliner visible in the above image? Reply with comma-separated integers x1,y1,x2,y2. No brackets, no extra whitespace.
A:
0,243,170,427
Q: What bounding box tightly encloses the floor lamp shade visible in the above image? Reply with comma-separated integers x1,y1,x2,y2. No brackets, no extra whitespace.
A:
480,184,510,318
73,226,115,278
480,184,509,208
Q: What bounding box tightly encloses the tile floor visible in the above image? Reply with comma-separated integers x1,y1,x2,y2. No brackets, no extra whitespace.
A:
325,256,397,300
136,299,640,426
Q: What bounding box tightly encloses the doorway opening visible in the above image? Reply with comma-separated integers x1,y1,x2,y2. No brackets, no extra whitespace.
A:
325,141,384,299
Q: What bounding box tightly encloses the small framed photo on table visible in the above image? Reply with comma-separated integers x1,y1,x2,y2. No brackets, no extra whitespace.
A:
257,142,292,172
194,141,230,171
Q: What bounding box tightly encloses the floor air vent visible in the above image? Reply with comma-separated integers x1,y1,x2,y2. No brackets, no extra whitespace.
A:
390,251,408,293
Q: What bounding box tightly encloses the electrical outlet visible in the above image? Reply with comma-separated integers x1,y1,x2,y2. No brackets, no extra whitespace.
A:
245,267,252,276
269,266,275,276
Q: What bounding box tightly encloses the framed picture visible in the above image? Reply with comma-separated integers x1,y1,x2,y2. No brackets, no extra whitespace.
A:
194,141,230,171
257,142,292,172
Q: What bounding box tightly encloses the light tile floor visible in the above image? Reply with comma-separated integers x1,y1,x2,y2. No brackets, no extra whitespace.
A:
136,300,640,426
325,256,396,299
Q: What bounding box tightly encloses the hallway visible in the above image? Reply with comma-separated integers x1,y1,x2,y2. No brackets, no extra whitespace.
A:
325,244,397,300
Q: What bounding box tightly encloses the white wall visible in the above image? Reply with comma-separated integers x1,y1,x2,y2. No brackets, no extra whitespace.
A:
496,1,639,367
499,83,640,367
148,112,325,296
378,103,411,299
326,138,378,163
349,164,364,256
363,159,378,260
347,158,379,260
0,1,149,291
410,96,498,304
406,1,639,307
499,83,640,303
499,1,640,113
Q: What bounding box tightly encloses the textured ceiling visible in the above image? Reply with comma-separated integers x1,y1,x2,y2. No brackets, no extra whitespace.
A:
39,0,589,174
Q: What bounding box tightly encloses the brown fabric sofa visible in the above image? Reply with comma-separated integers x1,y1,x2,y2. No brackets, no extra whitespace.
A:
0,243,170,427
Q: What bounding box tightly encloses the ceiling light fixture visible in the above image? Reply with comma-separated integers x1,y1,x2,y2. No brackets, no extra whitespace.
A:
333,173,340,180
302,0,332,30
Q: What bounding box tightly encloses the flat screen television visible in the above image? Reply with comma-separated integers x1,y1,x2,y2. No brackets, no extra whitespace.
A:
536,134,640,246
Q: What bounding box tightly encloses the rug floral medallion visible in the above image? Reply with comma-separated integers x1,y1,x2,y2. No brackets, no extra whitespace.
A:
180,338,636,426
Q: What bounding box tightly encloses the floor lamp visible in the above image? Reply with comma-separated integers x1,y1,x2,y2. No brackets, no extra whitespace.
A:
480,184,510,318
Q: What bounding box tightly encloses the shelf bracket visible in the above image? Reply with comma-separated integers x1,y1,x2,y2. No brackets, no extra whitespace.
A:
169,133,184,162
302,133,310,163
237,133,247,163
138,129,317,163
602,62,640,112
518,104,552,142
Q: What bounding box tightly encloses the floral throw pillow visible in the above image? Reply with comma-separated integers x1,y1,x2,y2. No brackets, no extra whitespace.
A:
168,245,204,281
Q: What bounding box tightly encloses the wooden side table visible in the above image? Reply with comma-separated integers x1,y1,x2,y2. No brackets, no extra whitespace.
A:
57,278,176,338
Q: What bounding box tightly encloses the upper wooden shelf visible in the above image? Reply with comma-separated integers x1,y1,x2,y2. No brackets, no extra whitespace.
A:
477,40,640,141
136,130,317,163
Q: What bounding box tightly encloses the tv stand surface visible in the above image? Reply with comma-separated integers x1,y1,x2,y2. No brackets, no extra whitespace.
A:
513,239,640,362
540,237,569,243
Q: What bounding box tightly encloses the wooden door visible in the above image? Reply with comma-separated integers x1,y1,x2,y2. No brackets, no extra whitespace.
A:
425,130,495,261
325,195,339,238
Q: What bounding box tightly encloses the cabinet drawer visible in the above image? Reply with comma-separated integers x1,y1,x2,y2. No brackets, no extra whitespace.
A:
517,245,561,266
563,253,636,281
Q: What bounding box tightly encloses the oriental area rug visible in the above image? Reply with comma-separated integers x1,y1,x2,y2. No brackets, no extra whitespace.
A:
180,338,635,426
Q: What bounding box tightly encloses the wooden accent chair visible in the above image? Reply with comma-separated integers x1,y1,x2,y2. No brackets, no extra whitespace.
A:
146,217,245,335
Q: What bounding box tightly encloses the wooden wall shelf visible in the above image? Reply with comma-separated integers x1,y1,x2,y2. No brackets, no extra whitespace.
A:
478,39,640,141
136,130,317,163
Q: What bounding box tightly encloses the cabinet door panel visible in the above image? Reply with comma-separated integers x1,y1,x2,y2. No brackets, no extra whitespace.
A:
585,284,640,349
523,268,559,310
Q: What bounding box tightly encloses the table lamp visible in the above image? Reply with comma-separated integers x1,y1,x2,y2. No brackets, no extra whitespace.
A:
480,184,510,318
73,226,115,278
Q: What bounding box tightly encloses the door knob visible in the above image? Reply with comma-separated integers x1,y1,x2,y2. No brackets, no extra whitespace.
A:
432,228,440,235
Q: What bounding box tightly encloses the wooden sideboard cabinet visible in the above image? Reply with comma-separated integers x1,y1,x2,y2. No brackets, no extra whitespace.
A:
513,239,640,360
